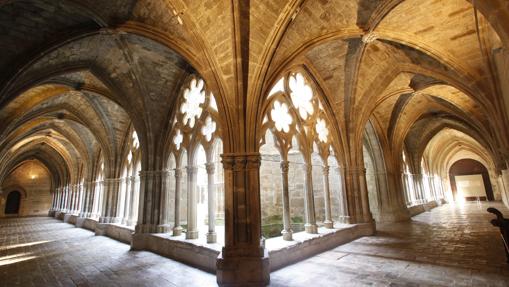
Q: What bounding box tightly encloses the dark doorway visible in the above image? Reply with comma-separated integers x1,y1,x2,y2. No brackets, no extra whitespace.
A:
449,159,494,201
5,190,21,214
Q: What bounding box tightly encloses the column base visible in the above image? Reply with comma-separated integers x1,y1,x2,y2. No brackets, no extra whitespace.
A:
281,229,293,241
109,217,121,224
323,220,334,229
216,249,270,287
186,230,199,239
157,224,171,233
135,223,158,233
173,226,183,236
206,231,217,243
95,223,107,236
304,223,318,234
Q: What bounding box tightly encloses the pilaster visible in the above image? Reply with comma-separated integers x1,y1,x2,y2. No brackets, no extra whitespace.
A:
216,153,269,287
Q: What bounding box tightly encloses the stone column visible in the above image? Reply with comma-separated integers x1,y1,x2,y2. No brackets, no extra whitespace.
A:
99,179,115,223
79,182,87,217
280,160,293,240
126,176,138,226
69,185,76,213
105,178,121,223
58,187,64,211
322,165,334,228
337,167,350,223
134,170,168,234
343,167,374,224
122,177,131,225
206,162,217,243
54,187,60,211
62,185,69,212
157,171,170,232
78,183,86,217
414,174,426,204
357,168,373,223
73,184,80,213
216,153,269,286
303,163,317,234
186,166,199,239
51,188,57,211
173,168,183,236
402,174,411,205
67,185,73,212
94,181,103,219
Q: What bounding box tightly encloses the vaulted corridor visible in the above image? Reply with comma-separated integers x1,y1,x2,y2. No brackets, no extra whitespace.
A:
2,1,509,286
1,202,507,286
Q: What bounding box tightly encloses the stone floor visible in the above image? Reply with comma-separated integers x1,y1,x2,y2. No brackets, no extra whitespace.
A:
0,217,216,286
1,202,508,286
272,202,509,286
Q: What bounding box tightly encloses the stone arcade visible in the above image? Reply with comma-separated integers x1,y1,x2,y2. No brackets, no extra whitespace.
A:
1,1,509,286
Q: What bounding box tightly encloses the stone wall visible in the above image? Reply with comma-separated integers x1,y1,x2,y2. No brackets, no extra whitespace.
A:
0,160,52,217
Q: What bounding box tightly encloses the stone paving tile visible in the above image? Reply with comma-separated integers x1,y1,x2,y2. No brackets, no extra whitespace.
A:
0,217,216,287
271,202,509,287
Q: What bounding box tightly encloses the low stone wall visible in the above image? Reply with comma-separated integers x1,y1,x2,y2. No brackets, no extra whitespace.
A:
94,223,133,244
63,214,78,225
55,211,65,220
52,212,376,274
268,223,375,271
53,212,133,244
132,233,221,273
408,200,444,217
76,217,97,231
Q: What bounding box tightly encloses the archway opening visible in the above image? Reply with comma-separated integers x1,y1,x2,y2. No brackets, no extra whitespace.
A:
5,191,21,215
449,159,494,201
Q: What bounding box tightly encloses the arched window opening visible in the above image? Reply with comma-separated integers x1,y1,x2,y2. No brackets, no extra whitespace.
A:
117,129,141,227
421,159,433,201
260,129,284,239
166,76,224,244
401,151,417,206
260,72,343,242
91,161,104,219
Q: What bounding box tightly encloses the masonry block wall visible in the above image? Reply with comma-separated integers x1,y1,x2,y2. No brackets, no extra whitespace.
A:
0,160,52,217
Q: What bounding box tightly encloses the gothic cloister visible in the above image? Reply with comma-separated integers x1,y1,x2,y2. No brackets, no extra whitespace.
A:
1,1,509,286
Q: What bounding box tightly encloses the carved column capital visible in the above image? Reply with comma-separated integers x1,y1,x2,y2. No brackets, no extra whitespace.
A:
186,166,198,175
205,162,216,174
221,152,261,171
138,170,170,178
174,168,182,178
103,178,121,187
280,160,289,173
346,167,366,175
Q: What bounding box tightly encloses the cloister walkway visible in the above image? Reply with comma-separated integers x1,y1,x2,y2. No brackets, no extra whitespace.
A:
1,202,508,286
272,202,509,286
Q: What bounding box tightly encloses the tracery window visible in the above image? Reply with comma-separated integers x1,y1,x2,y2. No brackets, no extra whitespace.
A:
117,129,141,227
165,76,224,244
259,71,345,241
